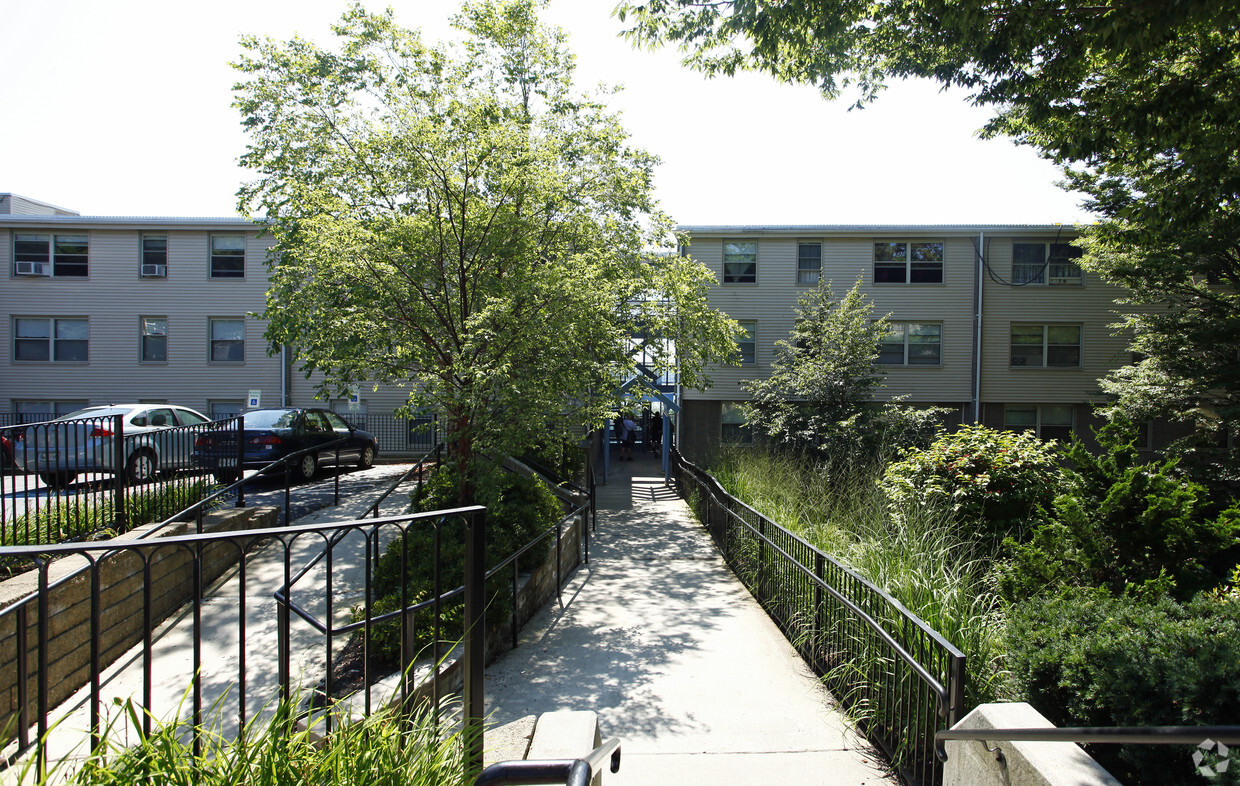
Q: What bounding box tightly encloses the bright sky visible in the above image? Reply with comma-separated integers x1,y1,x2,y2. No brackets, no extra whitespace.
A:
1,0,1094,226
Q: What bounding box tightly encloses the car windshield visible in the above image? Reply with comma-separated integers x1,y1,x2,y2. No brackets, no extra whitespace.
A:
242,410,299,429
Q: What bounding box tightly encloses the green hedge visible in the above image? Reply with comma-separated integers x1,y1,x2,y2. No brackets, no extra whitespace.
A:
1005,589,1240,785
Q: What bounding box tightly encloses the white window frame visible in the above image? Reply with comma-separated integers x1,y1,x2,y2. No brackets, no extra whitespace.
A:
141,234,168,275
723,240,757,284
1004,405,1074,442
13,400,90,422
797,241,821,285
209,234,246,279
878,322,942,366
1010,323,1082,368
208,401,244,421
1012,241,1083,286
209,318,245,363
13,317,89,362
737,320,757,364
873,240,944,284
141,316,168,363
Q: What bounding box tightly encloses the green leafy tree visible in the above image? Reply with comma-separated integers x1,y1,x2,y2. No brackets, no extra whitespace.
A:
1000,420,1240,602
233,1,740,501
615,0,1240,476
740,278,943,463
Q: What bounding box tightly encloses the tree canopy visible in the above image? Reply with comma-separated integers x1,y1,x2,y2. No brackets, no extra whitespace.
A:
233,0,739,493
741,279,943,463
617,0,1240,477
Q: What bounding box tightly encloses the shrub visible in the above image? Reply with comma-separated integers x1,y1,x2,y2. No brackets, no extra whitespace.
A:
882,425,1062,544
357,466,563,662
1000,422,1240,602
1005,590,1240,785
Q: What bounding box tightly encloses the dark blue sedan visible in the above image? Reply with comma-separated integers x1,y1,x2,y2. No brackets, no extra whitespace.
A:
193,407,378,483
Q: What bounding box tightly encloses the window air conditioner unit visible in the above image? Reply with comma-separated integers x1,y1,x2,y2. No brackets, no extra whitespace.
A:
141,264,167,278
15,261,49,276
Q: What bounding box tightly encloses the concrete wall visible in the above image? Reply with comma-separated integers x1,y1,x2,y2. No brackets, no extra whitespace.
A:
944,702,1121,786
0,506,277,746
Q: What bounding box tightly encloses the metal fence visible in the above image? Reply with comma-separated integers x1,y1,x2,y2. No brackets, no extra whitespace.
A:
1,414,223,546
671,449,966,786
336,413,437,455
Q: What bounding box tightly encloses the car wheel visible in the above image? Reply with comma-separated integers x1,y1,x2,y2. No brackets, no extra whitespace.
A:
357,445,376,469
297,453,318,482
40,471,77,490
214,471,239,485
126,450,157,484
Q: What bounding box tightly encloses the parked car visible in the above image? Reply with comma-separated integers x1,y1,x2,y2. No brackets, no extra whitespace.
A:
14,404,213,489
192,407,378,484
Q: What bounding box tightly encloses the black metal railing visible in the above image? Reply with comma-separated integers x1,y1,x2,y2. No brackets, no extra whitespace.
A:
935,725,1240,760
1,414,221,546
0,508,488,779
474,737,622,785
671,449,966,786
336,413,437,455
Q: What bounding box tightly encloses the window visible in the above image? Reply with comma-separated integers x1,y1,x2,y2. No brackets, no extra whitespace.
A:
142,234,167,275
141,317,168,362
14,233,88,277
737,320,756,364
878,322,941,365
210,235,245,278
721,402,752,444
723,241,757,284
209,318,245,362
13,317,88,361
1005,405,1074,441
1010,324,1081,367
13,400,89,422
797,242,821,284
1012,242,1083,285
209,401,244,420
873,241,943,283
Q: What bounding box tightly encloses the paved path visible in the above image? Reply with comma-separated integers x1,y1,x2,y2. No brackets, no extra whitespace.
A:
484,452,893,785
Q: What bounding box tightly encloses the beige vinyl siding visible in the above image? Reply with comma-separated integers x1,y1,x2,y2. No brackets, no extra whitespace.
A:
686,233,979,403
2,228,281,416
979,237,1130,403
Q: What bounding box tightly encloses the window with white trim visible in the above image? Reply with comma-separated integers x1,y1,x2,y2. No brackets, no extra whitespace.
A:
1010,323,1081,367
723,241,757,284
878,322,942,365
1005,405,1074,442
737,320,756,364
721,402,752,444
141,317,168,362
874,241,943,283
210,235,245,278
14,233,88,277
208,401,243,420
1012,242,1083,285
13,400,89,422
797,242,821,284
13,317,88,362
209,318,245,362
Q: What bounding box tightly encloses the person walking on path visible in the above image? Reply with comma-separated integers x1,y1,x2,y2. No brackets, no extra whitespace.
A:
619,413,637,460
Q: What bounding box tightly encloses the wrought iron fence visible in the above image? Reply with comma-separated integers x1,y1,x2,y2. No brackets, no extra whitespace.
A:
336,413,437,455
0,508,489,779
671,449,966,786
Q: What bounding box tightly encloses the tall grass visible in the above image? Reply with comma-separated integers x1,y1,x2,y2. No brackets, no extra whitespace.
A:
14,693,472,786
710,446,1006,705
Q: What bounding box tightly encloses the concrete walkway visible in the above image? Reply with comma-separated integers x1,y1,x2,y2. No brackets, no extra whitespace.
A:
483,452,893,785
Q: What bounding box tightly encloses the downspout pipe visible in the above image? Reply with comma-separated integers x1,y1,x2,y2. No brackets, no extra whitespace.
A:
972,232,984,424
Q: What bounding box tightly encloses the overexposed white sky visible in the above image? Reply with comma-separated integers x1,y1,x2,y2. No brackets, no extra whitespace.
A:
1,0,1093,226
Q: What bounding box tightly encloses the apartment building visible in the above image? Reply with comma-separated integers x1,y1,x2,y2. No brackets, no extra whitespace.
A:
675,224,1150,461
0,193,410,424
